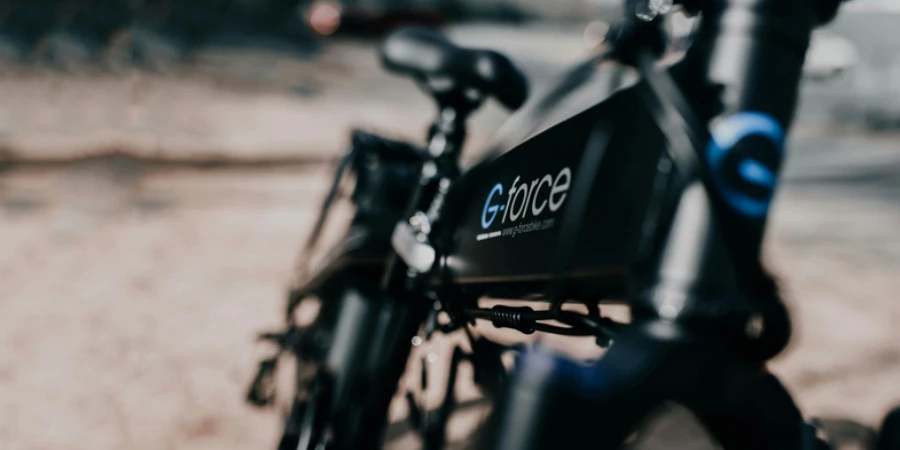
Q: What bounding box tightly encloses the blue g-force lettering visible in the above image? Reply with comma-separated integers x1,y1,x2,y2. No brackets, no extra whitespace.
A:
481,183,505,229
480,167,572,231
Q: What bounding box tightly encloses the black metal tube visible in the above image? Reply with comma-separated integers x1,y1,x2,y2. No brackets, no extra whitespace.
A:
637,0,816,357
322,283,429,450
321,286,383,419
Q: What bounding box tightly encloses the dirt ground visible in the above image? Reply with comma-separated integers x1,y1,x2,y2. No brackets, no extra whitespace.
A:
1,141,899,450
1,20,900,450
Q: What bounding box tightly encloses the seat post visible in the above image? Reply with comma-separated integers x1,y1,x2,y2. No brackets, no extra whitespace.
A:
425,94,482,160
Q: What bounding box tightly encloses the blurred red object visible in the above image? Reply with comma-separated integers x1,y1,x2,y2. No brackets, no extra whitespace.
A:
313,2,446,37
308,1,342,36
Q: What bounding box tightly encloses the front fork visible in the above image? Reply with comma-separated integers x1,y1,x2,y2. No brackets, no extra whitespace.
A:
252,277,428,450
299,280,428,450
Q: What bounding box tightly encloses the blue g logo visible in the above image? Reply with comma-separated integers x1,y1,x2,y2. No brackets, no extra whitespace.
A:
707,112,785,218
481,183,505,229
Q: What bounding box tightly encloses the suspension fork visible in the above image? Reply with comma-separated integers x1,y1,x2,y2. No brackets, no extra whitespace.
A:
305,257,435,450
329,286,431,450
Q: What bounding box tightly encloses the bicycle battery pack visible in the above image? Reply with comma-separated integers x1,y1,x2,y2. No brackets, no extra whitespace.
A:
437,83,672,301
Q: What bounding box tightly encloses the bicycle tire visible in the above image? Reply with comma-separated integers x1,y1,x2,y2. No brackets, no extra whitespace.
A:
875,407,900,450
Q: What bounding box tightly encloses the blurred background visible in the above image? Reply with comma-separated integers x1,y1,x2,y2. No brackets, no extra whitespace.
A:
0,0,898,449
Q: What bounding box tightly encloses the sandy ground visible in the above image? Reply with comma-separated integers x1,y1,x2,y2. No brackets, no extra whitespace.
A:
1,138,899,449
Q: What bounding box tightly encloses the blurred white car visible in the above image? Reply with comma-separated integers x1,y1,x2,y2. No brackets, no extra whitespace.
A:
843,0,900,13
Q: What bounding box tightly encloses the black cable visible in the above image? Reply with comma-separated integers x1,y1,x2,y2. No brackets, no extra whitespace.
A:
555,311,625,339
302,145,357,254
531,323,596,336
463,305,627,339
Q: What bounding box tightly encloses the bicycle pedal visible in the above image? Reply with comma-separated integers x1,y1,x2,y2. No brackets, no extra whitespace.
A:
246,357,279,408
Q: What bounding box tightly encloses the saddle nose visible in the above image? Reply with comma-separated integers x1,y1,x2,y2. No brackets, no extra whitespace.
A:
380,27,529,111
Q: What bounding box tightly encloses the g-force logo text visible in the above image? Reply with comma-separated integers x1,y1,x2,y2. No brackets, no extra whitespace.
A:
477,167,571,241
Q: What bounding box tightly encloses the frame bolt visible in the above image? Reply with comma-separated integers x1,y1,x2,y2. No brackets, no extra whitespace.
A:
745,314,765,340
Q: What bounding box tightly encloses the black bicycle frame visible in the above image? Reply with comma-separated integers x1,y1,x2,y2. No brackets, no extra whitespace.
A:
432,0,812,334
432,82,668,301
459,0,821,447
284,0,836,447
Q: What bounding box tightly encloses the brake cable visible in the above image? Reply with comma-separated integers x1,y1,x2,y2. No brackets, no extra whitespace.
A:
302,144,358,256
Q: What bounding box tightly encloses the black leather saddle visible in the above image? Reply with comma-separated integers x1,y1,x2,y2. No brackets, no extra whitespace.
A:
380,27,529,110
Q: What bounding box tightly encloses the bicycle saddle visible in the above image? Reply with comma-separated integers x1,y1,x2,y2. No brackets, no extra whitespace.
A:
380,27,529,111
